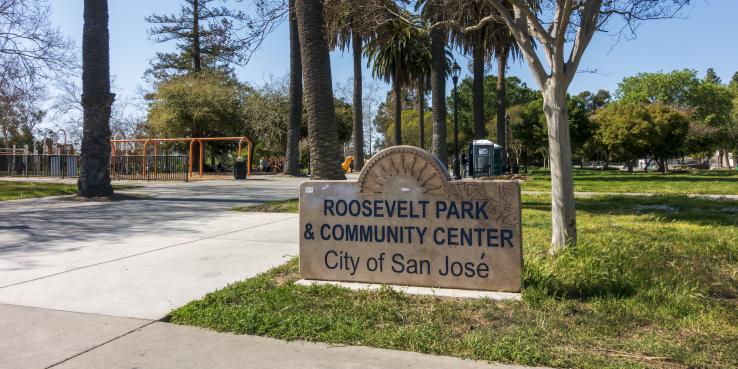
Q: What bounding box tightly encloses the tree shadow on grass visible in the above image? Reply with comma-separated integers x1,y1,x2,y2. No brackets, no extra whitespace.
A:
575,175,738,184
523,195,738,227
521,194,738,300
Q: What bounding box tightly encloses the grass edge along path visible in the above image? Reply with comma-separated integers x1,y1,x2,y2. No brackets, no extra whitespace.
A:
180,194,738,369
0,180,138,201
232,198,299,213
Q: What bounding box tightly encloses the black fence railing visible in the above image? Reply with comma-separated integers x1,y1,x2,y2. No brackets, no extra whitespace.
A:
111,155,189,182
0,154,189,181
0,154,80,178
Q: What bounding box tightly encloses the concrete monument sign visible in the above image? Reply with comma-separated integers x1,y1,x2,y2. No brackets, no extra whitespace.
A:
299,146,523,292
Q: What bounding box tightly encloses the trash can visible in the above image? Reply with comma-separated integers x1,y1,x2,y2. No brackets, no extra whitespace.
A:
234,158,248,180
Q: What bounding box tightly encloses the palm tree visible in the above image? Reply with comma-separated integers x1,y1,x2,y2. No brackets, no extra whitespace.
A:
325,1,367,171
416,72,430,149
490,2,522,163
325,0,398,170
283,0,301,175
417,0,449,165
78,0,114,197
449,1,496,140
365,19,430,147
294,0,345,180
412,33,433,150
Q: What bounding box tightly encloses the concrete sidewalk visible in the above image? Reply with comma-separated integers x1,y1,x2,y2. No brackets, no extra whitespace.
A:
1,176,304,318
0,304,545,369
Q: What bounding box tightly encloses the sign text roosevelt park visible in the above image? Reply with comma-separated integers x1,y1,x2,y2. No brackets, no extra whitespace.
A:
299,146,523,292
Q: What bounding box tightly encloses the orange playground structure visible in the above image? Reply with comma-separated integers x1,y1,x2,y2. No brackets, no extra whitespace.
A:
110,136,253,178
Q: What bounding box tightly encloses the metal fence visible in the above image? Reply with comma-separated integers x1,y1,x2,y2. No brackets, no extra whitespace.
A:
111,155,189,181
0,154,80,178
0,154,189,181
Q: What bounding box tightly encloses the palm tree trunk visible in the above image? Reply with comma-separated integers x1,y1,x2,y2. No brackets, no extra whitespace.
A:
352,32,364,171
417,78,425,149
393,80,402,146
283,0,301,175
192,0,201,72
472,45,485,139
430,27,447,165
78,0,114,198
294,0,345,180
496,50,508,160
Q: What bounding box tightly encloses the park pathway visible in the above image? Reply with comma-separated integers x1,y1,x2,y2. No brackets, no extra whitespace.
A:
0,176,546,369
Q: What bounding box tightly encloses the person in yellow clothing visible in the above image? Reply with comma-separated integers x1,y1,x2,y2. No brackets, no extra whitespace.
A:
342,156,354,173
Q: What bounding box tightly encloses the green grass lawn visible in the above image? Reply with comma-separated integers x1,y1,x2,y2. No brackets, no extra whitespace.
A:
172,195,738,369
521,168,738,195
0,181,136,201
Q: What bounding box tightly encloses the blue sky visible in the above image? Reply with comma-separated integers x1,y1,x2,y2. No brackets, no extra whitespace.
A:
49,0,737,106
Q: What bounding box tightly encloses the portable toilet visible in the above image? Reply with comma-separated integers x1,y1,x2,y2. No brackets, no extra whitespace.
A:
467,139,503,177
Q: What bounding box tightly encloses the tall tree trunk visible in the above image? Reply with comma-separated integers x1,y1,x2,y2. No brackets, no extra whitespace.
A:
393,80,402,146
352,32,364,171
283,0,301,175
294,0,345,180
496,50,508,161
542,86,576,252
724,148,733,169
472,45,485,139
78,0,114,198
192,0,201,72
430,27,447,165
417,78,425,149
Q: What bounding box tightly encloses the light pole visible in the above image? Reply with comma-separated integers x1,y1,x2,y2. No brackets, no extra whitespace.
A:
505,113,510,173
451,61,461,180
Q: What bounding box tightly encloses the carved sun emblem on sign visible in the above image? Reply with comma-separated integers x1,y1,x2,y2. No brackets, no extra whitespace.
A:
358,146,451,195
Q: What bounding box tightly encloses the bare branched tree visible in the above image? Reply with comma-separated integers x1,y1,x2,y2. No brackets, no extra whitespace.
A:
0,0,74,147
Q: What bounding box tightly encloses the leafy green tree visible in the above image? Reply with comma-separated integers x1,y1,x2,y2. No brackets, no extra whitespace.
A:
577,90,611,112
691,79,734,167
617,69,699,108
729,72,738,93
647,103,690,172
617,70,733,166
384,110,433,149
511,94,596,168
146,72,245,138
593,102,650,170
704,68,721,84
593,102,689,172
568,94,599,165
450,75,539,142
511,98,548,166
684,122,719,160
242,81,289,156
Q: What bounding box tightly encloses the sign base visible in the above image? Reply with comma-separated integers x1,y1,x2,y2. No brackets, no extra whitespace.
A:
295,279,522,301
